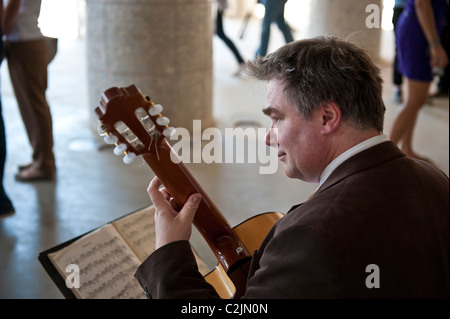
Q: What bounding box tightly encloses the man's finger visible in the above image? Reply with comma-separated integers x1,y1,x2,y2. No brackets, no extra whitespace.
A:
160,187,172,202
179,193,201,224
148,176,172,209
168,198,181,211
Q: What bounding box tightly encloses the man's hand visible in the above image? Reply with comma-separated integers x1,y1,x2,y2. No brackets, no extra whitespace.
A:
148,176,201,250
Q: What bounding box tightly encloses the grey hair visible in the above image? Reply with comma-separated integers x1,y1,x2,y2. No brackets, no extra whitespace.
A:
245,36,386,132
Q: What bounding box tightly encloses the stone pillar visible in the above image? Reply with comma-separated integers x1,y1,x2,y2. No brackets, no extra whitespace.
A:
306,0,383,61
86,0,214,133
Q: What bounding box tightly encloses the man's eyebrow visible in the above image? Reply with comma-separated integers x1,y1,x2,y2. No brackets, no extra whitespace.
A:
262,106,279,116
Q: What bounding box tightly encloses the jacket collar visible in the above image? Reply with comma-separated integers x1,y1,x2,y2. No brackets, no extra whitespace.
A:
316,141,405,195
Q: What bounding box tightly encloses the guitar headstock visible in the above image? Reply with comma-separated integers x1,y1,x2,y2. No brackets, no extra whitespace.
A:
95,85,176,164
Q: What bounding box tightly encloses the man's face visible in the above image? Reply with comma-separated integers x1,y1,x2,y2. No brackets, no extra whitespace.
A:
263,79,326,183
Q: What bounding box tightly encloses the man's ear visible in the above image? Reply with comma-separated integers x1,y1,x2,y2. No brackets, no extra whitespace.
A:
319,102,342,135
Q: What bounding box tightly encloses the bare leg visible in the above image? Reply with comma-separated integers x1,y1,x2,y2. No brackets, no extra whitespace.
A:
390,78,431,159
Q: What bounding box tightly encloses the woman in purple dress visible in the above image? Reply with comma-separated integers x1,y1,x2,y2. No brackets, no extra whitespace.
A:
390,0,448,160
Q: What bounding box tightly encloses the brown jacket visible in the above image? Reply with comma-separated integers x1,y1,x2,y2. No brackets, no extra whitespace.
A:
135,141,449,298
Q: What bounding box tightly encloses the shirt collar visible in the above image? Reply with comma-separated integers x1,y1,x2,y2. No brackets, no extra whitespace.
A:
319,135,389,187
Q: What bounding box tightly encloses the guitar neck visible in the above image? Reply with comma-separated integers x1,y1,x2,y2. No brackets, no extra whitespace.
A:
95,84,251,273
142,139,251,271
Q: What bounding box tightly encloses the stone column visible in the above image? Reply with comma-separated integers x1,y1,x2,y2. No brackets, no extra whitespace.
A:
86,0,214,133
306,0,383,61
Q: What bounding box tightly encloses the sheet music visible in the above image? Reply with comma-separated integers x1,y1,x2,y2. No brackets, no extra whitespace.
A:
112,206,156,262
48,205,214,298
113,206,211,275
49,224,146,299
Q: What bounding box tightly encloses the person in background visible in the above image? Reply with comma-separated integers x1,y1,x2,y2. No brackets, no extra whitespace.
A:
216,0,246,76
390,0,448,160
432,1,449,98
392,0,406,103
0,0,15,220
2,0,55,182
255,0,293,58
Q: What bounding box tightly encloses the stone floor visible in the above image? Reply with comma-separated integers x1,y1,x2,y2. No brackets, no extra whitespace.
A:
0,17,448,299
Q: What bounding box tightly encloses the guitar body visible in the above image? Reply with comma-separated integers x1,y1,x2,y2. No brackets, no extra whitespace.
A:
205,212,284,298
95,85,284,298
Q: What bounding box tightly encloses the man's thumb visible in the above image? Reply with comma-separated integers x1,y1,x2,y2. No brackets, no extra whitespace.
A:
181,194,201,221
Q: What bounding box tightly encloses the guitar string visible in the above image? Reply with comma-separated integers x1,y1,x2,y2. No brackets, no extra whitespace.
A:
148,129,161,161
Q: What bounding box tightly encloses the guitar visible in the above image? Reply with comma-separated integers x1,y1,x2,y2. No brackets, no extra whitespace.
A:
95,85,283,298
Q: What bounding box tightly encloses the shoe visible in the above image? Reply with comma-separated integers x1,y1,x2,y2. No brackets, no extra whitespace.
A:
431,90,449,99
0,197,15,221
0,208,14,221
393,89,403,104
15,166,54,182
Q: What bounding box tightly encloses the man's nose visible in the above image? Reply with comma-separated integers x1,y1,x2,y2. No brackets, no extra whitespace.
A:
265,127,278,147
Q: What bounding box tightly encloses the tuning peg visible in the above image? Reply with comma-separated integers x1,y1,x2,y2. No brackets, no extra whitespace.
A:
156,116,170,126
149,104,163,116
113,143,127,156
104,134,118,144
163,127,176,137
97,123,107,136
123,152,137,164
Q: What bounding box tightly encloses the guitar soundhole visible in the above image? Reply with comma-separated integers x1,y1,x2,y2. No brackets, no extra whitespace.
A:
114,121,145,152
